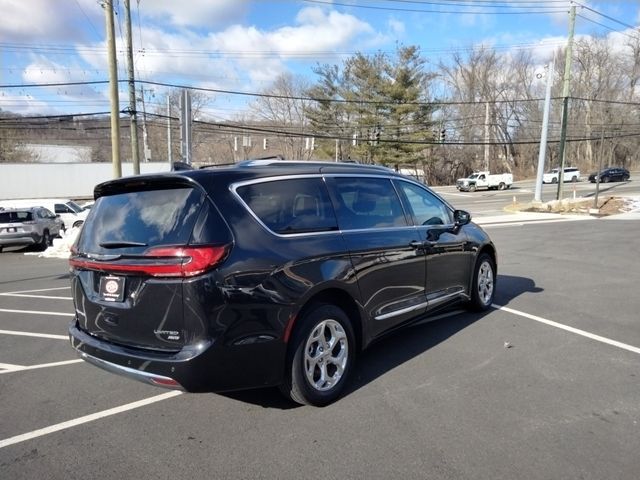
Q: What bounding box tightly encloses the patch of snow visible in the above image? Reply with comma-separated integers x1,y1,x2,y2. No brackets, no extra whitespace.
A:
24,227,81,259
622,196,640,213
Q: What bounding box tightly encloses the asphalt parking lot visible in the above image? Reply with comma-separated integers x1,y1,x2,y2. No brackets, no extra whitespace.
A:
1,216,639,479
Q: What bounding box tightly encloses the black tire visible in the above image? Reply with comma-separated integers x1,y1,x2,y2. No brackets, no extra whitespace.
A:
498,182,506,190
469,184,477,192
603,176,610,183
571,176,578,182
551,177,558,184
280,304,355,406
72,220,84,229
38,231,51,251
468,253,496,312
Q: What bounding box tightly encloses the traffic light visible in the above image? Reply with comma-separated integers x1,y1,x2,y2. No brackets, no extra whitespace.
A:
440,129,446,143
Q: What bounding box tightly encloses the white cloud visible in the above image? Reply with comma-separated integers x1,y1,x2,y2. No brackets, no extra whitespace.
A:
0,0,71,41
22,56,104,101
1,3,384,115
140,0,249,28
0,0,101,42
388,18,406,36
77,7,376,92
0,92,57,115
270,7,373,53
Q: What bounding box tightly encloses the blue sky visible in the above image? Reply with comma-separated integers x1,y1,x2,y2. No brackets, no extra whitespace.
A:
1,0,639,119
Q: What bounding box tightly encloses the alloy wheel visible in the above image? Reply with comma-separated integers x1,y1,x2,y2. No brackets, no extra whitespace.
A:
303,319,349,392
477,260,494,306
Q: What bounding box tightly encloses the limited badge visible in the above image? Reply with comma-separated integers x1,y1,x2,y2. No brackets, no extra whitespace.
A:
99,275,125,302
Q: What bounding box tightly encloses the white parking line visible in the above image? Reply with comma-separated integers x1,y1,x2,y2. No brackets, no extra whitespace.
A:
0,286,70,295
494,304,640,355
0,359,83,374
0,308,74,317
0,329,68,340
0,363,22,370
0,391,183,449
0,293,72,300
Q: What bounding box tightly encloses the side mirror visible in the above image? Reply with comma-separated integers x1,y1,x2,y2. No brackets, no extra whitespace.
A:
454,209,471,227
55,214,61,219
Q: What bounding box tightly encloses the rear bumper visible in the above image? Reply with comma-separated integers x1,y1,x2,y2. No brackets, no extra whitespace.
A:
79,350,184,390
0,233,38,247
68,320,285,392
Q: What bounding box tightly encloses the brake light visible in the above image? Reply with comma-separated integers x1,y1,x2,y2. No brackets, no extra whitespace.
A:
69,245,229,278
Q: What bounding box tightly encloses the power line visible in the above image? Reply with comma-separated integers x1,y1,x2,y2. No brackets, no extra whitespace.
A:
3,78,639,109
301,0,566,15
576,14,640,41
575,2,640,32
72,0,102,38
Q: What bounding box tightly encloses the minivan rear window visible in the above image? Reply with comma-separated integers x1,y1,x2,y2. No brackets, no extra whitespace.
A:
75,187,204,254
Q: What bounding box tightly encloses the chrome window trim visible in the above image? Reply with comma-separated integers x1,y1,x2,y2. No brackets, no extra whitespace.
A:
393,178,455,228
230,175,341,238
230,173,456,237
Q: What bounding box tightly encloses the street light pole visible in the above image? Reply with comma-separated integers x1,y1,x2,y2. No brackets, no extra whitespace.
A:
124,0,140,175
556,4,576,200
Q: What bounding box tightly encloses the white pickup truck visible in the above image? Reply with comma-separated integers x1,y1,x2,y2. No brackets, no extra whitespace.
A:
456,171,513,192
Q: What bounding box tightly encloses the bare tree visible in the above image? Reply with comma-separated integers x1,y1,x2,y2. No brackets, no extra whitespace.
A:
250,73,313,160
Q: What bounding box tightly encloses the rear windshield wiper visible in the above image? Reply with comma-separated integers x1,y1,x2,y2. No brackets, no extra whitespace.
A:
99,241,148,248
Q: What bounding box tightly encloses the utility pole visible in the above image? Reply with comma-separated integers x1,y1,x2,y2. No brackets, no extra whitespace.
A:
123,0,140,174
484,101,490,171
167,95,172,163
556,4,576,200
534,57,555,202
104,0,121,178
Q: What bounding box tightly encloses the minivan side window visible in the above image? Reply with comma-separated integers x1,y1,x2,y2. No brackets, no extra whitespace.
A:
329,177,407,230
236,178,338,235
396,181,453,226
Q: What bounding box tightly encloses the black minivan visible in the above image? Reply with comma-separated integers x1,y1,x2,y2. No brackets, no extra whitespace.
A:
69,160,497,406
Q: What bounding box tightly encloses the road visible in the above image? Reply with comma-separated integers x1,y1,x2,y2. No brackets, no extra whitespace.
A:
1,202,640,479
432,174,640,217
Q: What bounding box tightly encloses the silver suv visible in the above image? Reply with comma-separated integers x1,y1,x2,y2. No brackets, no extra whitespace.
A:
0,207,62,252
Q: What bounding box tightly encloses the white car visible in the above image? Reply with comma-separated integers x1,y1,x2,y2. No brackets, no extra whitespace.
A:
0,198,88,231
543,167,581,184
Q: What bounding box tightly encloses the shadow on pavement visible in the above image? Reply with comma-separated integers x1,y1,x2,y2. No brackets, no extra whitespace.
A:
218,273,541,409
581,180,631,197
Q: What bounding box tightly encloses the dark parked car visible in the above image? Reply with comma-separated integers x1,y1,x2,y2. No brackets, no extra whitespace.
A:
68,161,497,406
588,167,630,183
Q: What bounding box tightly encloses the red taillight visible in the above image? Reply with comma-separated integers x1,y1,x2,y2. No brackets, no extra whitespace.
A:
69,245,229,278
